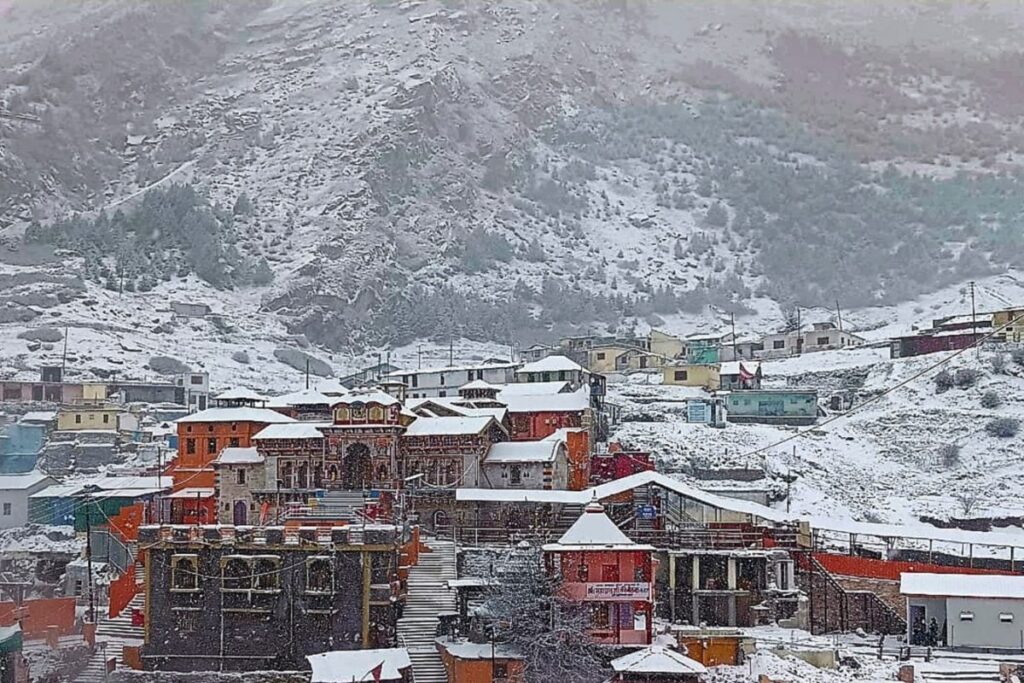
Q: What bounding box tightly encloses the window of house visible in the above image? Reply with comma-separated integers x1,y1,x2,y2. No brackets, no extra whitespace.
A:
510,465,522,485
410,375,418,388
102,414,110,424
369,406,384,422
231,423,238,432
439,391,447,398
191,375,204,385
207,438,217,454
208,425,214,432
2,503,10,516
674,370,688,381
186,438,196,455
236,469,246,485
773,340,786,349
222,558,251,591
590,603,610,629
493,662,509,680
1001,612,1015,623
186,425,193,433
596,353,606,360
959,611,974,622
306,558,333,594
254,558,280,591
229,437,240,448
467,370,474,382
439,374,445,386
816,336,830,346
75,414,82,424
171,555,200,592
576,563,589,581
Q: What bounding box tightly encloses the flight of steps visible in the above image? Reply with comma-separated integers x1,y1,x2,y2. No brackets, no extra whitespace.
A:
72,594,145,683
397,539,457,683
307,490,368,521
919,665,1001,682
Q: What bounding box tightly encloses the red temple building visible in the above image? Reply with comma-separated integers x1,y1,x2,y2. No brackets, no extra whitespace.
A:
543,499,655,646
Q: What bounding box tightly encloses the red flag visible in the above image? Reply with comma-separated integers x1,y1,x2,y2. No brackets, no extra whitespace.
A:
370,662,384,682
738,363,755,381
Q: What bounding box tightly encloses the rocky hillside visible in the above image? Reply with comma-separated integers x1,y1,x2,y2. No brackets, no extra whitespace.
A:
4,0,1024,352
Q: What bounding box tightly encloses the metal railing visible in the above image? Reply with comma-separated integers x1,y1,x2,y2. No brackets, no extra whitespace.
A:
434,524,795,550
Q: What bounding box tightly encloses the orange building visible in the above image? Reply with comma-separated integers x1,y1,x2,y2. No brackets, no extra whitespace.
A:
438,640,525,683
543,500,655,646
171,407,295,523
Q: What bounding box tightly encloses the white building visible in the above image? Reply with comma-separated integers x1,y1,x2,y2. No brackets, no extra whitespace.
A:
0,472,57,529
387,361,519,399
759,322,864,358
515,355,590,390
481,439,569,490
901,572,1024,650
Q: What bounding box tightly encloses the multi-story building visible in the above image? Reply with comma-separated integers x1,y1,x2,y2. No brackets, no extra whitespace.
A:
387,362,519,400
542,501,655,646
139,523,406,671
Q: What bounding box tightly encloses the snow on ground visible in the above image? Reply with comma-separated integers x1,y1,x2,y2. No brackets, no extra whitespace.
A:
609,340,1024,527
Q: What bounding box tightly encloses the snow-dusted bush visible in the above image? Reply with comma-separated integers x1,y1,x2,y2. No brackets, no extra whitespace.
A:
934,369,954,393
990,353,1008,374
1012,348,1024,367
954,368,981,388
985,417,1020,438
980,391,1002,409
937,443,961,468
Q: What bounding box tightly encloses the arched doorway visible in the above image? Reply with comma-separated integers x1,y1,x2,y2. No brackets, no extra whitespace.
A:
343,443,372,490
233,500,248,526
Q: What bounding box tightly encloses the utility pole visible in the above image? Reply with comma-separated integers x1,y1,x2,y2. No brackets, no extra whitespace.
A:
86,508,95,624
61,326,69,380
417,345,423,370
787,445,796,514
305,358,310,390
156,446,163,524
796,306,802,356
730,312,738,360
449,337,454,367
835,299,844,333
970,280,978,356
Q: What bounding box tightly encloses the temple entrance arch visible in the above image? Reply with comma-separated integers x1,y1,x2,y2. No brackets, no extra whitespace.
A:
343,443,373,489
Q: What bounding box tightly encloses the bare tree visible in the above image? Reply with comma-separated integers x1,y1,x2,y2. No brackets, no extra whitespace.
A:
954,490,982,517
480,544,607,683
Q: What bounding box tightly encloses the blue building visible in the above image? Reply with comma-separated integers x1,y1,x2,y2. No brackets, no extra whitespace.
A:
0,412,54,473
724,389,819,426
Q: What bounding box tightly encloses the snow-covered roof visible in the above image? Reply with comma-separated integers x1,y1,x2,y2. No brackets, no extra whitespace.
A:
517,355,584,374
338,390,400,407
496,381,569,397
165,487,216,499
253,423,326,441
544,500,639,550
214,447,264,465
316,379,351,396
719,361,762,376
267,388,337,407
686,331,731,342
29,483,87,499
901,573,1024,600
437,639,523,661
460,379,498,391
214,387,267,402
176,407,296,424
307,648,411,682
455,489,590,504
87,475,165,491
610,645,707,675
388,361,519,378
485,441,561,464
542,427,586,442
0,472,53,491
404,416,496,437
500,388,590,414
19,411,56,423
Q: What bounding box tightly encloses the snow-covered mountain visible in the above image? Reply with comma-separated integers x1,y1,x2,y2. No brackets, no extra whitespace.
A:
4,0,1024,357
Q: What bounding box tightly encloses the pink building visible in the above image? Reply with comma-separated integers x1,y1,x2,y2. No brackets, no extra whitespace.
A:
543,500,655,645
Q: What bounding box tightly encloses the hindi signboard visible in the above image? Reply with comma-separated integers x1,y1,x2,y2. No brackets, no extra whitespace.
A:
584,582,651,601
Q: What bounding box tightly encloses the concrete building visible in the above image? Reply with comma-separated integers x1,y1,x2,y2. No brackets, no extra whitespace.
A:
139,523,406,671
57,404,125,432
212,447,266,525
662,364,720,391
759,322,864,358
0,472,56,529
388,362,519,400
901,573,1024,650
723,390,819,426
481,440,568,490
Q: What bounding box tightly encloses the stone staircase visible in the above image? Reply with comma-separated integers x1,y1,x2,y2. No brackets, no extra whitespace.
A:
72,593,145,683
919,665,1001,681
397,539,457,683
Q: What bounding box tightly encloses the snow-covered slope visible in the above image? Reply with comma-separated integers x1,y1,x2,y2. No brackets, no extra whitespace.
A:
610,338,1024,525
